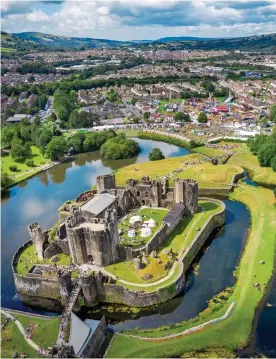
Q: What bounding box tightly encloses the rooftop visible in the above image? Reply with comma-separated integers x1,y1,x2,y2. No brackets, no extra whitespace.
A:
81,193,116,216
163,203,185,226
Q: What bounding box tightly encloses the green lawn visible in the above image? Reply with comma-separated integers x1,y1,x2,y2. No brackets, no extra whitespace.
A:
16,244,71,275
106,184,276,357
119,207,169,247
1,146,50,186
12,313,60,349
159,99,186,113
1,47,16,52
1,314,38,358
191,146,226,157
227,149,276,186
115,155,243,189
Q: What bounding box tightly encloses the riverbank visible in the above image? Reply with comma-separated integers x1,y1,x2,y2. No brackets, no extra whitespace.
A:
106,184,276,358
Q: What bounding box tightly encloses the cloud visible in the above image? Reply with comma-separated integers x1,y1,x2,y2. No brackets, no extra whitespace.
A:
1,0,276,39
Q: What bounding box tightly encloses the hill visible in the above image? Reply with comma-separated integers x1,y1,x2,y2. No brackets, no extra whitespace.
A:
8,31,276,52
1,30,45,53
13,32,134,49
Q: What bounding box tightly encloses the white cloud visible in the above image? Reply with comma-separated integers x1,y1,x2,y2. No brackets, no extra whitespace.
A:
27,10,49,22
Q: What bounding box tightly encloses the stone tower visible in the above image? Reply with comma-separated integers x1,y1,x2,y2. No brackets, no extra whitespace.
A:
173,179,199,215
28,222,46,260
66,207,119,267
58,270,73,306
96,173,116,193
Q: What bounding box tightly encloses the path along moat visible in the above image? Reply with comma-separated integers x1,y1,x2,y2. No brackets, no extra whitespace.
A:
1,138,275,356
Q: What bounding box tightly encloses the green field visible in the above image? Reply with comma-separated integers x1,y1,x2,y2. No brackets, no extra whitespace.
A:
227,149,276,186
106,184,276,357
1,314,37,358
191,146,226,157
12,313,60,349
1,146,50,186
16,244,70,275
1,47,16,52
115,154,243,189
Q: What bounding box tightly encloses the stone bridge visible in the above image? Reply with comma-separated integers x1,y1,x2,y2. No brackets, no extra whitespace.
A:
57,280,81,346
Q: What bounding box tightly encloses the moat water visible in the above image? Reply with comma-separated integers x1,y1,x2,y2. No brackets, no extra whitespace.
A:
1,138,275,356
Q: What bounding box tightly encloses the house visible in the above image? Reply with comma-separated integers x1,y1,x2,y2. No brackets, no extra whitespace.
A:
78,90,92,105
6,114,31,123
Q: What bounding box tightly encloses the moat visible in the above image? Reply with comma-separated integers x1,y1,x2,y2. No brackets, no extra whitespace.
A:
1,138,275,356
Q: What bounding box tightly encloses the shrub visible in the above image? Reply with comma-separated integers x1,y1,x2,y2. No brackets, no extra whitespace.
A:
149,148,165,161
9,165,18,172
25,158,35,167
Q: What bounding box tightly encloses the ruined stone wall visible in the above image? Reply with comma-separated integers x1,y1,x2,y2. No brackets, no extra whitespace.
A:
14,273,61,300
146,223,168,254
99,270,185,307
81,317,107,358
173,179,198,215
80,274,99,307
126,178,162,207
182,198,225,271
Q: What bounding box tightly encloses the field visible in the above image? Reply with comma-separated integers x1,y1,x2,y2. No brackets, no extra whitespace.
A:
158,99,186,113
12,313,60,349
16,244,71,275
1,47,16,52
1,314,37,358
106,184,276,358
227,149,276,186
115,154,243,189
191,146,226,157
1,146,50,186
105,200,222,289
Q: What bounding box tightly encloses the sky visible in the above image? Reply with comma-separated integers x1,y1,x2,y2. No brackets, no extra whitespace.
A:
1,0,276,41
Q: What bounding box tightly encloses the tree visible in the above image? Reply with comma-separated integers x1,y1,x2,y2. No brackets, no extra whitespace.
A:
174,112,190,122
10,141,31,162
248,134,268,155
25,158,35,167
130,97,137,105
258,142,276,167
270,104,276,123
68,133,85,153
46,137,67,161
270,156,276,172
1,172,11,190
143,112,149,120
100,135,140,160
1,125,17,147
149,148,165,161
201,80,215,92
197,112,208,123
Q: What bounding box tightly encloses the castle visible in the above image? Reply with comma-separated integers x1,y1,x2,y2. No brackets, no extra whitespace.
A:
27,174,199,268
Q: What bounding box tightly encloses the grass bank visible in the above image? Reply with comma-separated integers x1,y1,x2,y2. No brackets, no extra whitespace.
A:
115,154,243,189
1,146,51,188
12,312,60,349
191,146,226,157
1,314,37,358
227,149,276,186
124,131,192,150
106,184,276,358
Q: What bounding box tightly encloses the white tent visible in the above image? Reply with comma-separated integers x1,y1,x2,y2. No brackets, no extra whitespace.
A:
128,229,135,238
141,227,152,238
147,218,156,228
129,215,142,225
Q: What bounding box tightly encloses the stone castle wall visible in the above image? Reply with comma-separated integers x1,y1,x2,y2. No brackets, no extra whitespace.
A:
146,223,168,254
81,316,107,358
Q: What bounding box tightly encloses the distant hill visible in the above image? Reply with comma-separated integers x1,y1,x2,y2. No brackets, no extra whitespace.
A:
1,30,40,53
8,31,276,53
13,32,134,49
157,36,215,42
